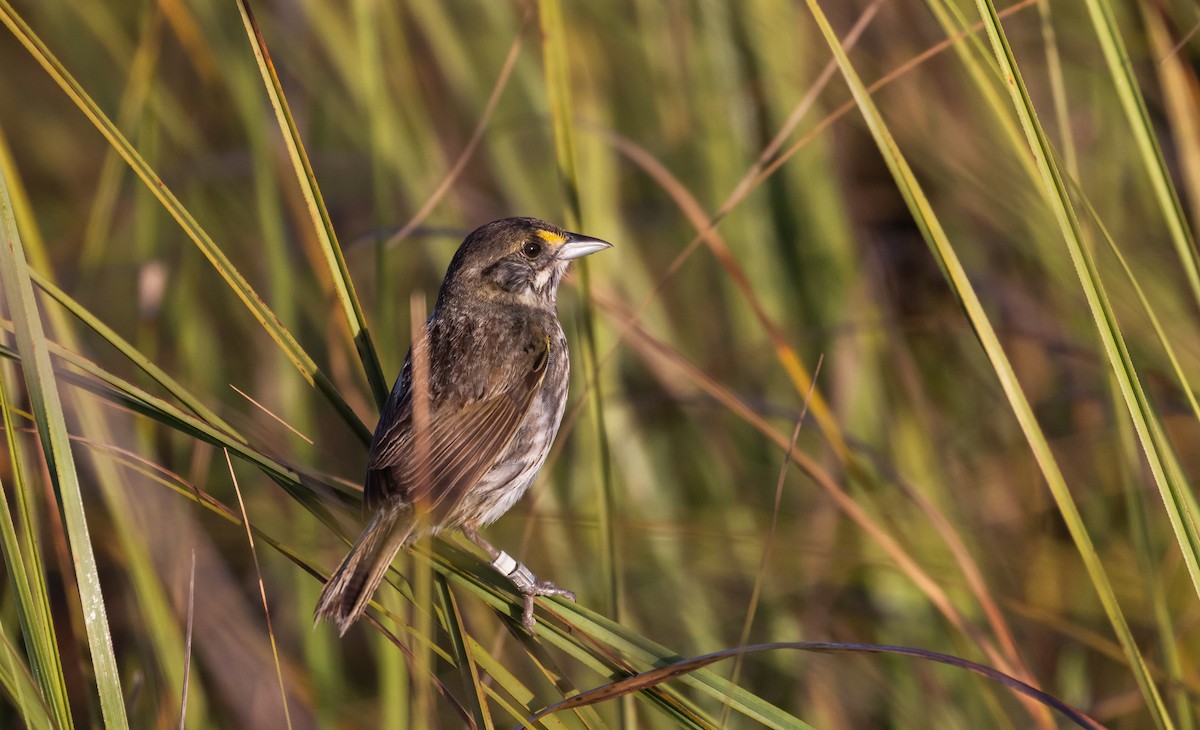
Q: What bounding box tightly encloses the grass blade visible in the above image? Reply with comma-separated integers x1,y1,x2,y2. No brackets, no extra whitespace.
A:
233,0,388,408
436,577,492,730
0,619,55,730
1080,0,1200,308
0,156,128,728
225,450,294,730
0,370,72,729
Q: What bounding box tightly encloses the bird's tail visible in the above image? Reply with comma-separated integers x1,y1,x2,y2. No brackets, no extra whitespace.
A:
314,502,415,636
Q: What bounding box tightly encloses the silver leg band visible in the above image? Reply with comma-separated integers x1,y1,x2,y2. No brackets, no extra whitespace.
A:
491,550,537,592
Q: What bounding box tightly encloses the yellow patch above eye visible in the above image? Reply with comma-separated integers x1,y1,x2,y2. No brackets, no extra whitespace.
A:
535,230,566,245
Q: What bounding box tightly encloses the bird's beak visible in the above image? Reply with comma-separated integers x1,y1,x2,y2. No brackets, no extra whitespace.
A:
557,232,613,261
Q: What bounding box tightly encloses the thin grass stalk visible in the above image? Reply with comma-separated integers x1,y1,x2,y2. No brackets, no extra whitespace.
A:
919,0,1042,186
1038,0,1078,178
178,551,195,730
0,163,129,728
225,451,294,730
459,633,575,730
721,409,810,728
802,1,1169,726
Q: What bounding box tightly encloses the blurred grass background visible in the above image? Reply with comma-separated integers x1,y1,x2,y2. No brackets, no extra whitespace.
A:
0,0,1198,727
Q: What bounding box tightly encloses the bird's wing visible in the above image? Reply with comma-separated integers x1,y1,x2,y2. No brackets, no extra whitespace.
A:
363,335,550,516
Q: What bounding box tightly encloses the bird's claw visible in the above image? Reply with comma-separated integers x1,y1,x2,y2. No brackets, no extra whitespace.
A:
489,550,574,630
520,581,575,631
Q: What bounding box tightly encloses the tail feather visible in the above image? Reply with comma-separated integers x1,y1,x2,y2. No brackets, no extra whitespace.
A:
315,502,414,636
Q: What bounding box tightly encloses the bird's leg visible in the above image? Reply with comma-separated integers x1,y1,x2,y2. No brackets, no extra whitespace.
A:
462,526,575,630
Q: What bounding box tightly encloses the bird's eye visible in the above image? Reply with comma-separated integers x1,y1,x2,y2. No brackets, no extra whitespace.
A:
522,241,542,258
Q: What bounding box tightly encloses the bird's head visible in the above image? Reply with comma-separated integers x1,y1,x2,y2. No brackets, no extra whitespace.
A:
440,217,612,308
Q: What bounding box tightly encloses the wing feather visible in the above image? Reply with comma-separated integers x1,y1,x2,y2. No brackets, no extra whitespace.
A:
363,334,550,518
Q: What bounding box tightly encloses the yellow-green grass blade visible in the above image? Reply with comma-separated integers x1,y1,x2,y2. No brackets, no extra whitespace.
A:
802,1,1171,726
974,0,1200,675
500,623,610,729
442,567,806,729
0,0,371,444
1076,184,1198,730
0,618,55,730
406,540,750,726
463,636,575,730
0,165,128,728
1077,186,1200,451
1079,0,1200,309
0,117,215,729
0,372,71,729
435,576,493,730
233,0,388,408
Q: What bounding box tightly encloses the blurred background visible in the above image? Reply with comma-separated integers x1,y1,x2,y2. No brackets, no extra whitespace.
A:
0,0,1198,727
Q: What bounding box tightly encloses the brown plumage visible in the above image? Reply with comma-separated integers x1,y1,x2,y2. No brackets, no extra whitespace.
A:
315,217,611,635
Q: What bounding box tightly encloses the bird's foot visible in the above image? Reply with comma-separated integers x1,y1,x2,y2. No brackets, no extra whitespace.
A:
490,550,575,630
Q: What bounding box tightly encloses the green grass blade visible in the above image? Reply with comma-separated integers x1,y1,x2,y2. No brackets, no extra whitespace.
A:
0,371,71,729
973,0,1200,674
0,619,55,730
0,0,371,444
1080,0,1200,308
802,1,1172,726
0,160,129,728
233,0,388,408
0,123,212,728
435,577,492,730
